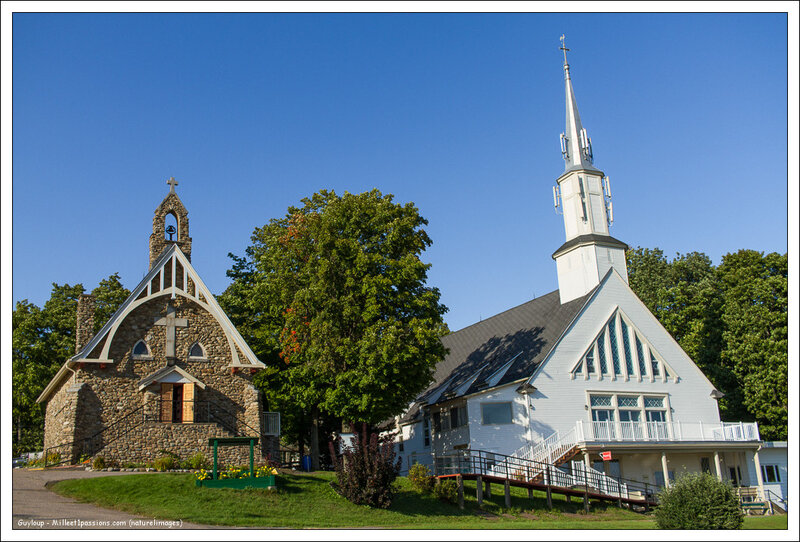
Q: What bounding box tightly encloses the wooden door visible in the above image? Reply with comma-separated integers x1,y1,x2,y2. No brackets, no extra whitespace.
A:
160,383,173,422
184,383,195,423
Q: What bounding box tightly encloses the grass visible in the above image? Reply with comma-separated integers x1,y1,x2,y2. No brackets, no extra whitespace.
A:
50,471,788,529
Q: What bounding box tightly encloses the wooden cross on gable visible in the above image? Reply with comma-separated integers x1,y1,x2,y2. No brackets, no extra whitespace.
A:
154,302,187,361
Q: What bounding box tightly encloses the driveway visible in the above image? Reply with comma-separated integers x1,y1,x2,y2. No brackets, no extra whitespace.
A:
12,467,224,530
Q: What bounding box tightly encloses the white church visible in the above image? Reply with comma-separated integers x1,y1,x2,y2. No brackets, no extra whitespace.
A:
388,42,787,509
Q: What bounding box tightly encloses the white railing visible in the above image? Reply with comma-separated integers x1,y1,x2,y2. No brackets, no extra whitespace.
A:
575,420,760,443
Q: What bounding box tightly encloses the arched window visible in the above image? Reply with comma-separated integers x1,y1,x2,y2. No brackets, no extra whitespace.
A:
189,342,206,359
132,340,151,359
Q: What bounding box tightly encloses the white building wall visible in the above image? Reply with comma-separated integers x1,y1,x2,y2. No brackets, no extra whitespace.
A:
392,420,434,474
529,272,721,443
744,442,788,507
556,245,600,304
465,383,529,456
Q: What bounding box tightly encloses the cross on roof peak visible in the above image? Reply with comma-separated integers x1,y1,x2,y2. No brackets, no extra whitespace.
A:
167,177,178,193
559,34,570,66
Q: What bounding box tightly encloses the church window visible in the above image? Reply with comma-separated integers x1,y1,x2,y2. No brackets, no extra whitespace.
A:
761,465,781,483
621,319,634,377
450,405,468,429
636,336,647,377
608,318,622,376
597,330,608,374
423,414,431,447
585,349,596,374
189,342,206,359
650,352,661,376
132,340,151,359
481,402,513,425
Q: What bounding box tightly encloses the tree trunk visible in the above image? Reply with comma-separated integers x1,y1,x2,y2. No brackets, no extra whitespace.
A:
297,411,306,460
310,406,320,471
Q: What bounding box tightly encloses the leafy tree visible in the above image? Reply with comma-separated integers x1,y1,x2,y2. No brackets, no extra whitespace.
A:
627,247,788,439
717,250,787,441
12,275,130,455
219,189,448,468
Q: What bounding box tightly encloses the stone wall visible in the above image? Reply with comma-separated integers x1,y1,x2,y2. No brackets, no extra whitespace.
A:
43,376,78,455
65,293,272,463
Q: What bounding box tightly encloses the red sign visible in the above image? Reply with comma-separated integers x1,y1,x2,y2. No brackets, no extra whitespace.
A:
600,451,612,461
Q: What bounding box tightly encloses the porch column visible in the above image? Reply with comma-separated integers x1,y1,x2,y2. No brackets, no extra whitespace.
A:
583,451,591,471
753,449,765,500
713,451,723,481
661,452,670,488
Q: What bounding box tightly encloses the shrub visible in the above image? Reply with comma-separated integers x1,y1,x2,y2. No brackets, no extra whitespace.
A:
654,472,744,529
408,463,436,493
329,423,402,509
186,452,210,470
153,455,178,472
433,479,459,504
92,456,106,470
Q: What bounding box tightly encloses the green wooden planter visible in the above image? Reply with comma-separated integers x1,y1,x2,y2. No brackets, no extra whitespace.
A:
196,475,276,489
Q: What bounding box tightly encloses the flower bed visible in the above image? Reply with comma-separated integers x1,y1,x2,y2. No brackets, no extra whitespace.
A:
195,465,277,489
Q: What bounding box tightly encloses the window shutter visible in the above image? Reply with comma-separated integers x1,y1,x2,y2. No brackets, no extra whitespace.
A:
184,382,195,423
160,383,173,422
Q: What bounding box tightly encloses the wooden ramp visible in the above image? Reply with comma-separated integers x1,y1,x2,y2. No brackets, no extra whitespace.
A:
432,449,659,510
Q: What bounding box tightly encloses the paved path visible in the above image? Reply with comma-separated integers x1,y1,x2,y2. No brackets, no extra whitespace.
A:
12,467,225,530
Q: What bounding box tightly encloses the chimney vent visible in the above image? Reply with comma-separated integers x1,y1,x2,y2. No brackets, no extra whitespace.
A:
75,294,96,354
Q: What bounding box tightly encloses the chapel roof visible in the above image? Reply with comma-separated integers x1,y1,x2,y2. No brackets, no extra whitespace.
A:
398,287,593,424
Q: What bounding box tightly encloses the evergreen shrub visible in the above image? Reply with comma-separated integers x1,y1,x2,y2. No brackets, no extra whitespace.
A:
654,472,744,529
329,424,402,509
92,456,105,470
408,463,436,493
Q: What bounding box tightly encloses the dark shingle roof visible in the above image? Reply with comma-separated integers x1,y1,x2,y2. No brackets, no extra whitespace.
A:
398,288,593,425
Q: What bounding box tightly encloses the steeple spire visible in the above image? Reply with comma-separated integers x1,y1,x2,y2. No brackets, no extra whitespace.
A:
559,36,600,174
551,37,628,304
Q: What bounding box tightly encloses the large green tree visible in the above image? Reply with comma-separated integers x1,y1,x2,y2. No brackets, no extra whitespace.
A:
12,274,130,455
219,189,448,467
627,248,788,440
717,250,787,440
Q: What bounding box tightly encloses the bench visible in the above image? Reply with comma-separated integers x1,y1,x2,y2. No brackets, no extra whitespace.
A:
741,501,768,515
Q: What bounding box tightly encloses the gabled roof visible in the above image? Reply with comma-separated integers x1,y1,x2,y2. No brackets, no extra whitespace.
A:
398,288,593,424
137,365,207,391
37,244,264,403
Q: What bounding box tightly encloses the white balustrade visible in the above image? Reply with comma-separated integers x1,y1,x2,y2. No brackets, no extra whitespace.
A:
575,420,760,443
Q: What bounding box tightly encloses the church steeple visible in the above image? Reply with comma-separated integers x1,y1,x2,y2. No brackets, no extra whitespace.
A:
560,35,601,175
552,37,628,304
149,177,192,268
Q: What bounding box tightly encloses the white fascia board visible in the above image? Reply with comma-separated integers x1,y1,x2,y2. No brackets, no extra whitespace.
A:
76,246,178,361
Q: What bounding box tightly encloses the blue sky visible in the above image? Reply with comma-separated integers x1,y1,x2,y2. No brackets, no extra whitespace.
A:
9,12,790,332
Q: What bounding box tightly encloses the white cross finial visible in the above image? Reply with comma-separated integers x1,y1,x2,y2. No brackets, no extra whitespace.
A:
559,35,570,66
167,177,178,193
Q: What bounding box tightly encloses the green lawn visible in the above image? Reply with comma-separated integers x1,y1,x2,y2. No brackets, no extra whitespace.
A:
50,471,788,530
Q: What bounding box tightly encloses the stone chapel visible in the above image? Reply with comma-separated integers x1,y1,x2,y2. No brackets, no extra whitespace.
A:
38,180,280,465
